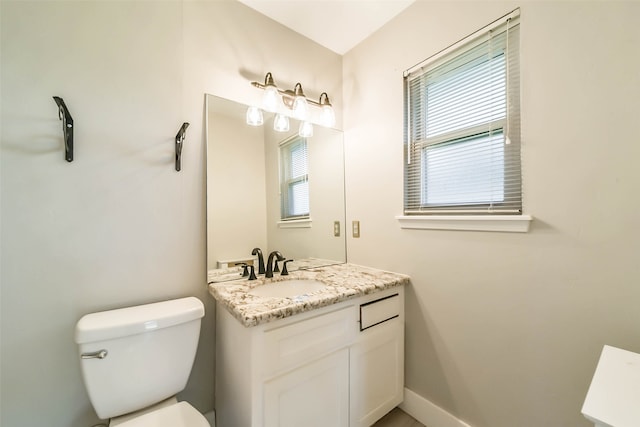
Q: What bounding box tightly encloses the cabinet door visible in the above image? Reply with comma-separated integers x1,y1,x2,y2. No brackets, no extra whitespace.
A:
350,319,404,427
263,348,349,427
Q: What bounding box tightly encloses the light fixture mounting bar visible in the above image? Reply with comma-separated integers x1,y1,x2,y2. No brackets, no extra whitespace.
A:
251,80,324,107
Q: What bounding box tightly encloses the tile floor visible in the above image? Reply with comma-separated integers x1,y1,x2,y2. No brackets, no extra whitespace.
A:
372,407,425,427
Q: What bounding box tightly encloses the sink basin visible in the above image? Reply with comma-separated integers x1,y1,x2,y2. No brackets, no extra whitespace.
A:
248,279,326,298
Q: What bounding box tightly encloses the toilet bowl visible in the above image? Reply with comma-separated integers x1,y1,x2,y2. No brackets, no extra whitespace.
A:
75,297,211,427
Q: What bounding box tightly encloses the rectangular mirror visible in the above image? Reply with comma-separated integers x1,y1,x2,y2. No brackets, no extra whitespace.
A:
206,94,346,282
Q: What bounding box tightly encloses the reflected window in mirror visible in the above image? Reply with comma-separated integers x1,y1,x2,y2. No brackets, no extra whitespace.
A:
280,136,309,220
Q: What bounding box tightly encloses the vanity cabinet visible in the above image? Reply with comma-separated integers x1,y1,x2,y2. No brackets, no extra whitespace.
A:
350,316,404,426
215,286,404,427
263,348,350,426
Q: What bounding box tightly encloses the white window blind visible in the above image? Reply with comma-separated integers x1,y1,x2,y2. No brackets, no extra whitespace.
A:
280,136,309,220
404,10,521,215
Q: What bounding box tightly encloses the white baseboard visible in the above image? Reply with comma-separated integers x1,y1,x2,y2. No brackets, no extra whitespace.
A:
399,388,473,427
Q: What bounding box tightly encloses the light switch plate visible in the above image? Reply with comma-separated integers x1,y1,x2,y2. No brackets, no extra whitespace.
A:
352,221,360,238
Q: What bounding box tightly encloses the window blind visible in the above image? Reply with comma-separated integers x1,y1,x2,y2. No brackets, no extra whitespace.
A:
404,11,521,215
280,136,309,219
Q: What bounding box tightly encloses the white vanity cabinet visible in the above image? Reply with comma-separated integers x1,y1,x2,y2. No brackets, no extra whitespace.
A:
215,286,404,427
263,348,350,426
350,293,404,427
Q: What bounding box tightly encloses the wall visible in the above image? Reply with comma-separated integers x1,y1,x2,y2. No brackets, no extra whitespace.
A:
0,1,342,426
207,102,267,269
342,1,640,427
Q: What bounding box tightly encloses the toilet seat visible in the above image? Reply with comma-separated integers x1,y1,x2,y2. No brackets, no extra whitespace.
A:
111,401,210,427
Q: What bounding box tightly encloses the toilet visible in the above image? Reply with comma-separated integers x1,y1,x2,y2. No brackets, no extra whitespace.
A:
74,297,210,427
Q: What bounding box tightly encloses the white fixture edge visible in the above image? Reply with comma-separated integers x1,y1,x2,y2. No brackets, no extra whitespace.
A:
204,410,216,426
396,214,532,233
277,218,312,228
400,388,474,427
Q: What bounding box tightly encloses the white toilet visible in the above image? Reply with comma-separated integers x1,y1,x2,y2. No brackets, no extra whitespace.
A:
74,297,210,427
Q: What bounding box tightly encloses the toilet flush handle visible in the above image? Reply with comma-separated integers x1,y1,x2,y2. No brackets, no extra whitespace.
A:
81,349,108,359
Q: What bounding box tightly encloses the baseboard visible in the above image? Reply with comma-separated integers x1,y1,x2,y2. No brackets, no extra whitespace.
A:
399,388,473,427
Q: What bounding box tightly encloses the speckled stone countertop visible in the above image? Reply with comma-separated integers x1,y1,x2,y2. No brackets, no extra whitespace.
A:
208,263,410,327
208,258,343,284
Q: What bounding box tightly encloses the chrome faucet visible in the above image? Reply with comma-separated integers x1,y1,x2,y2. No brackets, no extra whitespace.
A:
251,248,265,274
265,251,285,278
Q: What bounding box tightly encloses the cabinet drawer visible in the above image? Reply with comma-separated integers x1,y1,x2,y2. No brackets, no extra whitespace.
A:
262,306,355,377
359,294,400,331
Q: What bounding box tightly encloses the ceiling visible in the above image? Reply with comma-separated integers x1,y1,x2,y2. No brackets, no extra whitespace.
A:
237,0,416,55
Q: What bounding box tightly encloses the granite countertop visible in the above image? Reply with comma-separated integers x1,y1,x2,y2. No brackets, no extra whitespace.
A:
208,263,410,327
207,258,343,284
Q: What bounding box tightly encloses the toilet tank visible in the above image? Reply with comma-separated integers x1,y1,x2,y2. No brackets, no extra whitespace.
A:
75,297,205,420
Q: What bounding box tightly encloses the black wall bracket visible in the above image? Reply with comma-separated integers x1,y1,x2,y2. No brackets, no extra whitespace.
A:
175,122,189,171
53,96,74,162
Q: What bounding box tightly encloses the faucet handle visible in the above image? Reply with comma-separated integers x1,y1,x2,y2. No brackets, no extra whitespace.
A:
247,264,257,281
240,263,249,277
281,259,294,276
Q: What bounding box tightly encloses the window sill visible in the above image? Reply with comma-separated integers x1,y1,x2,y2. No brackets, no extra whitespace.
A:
278,218,312,229
395,214,532,233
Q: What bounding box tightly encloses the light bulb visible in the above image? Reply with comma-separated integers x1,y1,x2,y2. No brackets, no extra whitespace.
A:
299,121,313,138
321,104,336,127
291,83,308,120
263,85,279,112
292,96,308,120
246,106,263,126
273,114,290,132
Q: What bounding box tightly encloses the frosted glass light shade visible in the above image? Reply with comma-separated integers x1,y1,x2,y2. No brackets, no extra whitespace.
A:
298,121,313,137
263,85,279,112
274,114,290,132
321,105,336,127
292,96,308,120
246,106,263,126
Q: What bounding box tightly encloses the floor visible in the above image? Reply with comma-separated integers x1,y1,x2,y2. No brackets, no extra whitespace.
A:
372,407,426,427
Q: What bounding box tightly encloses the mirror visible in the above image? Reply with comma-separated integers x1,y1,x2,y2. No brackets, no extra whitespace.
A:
206,94,346,282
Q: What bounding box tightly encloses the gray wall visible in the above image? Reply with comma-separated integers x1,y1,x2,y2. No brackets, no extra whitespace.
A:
207,107,267,269
342,1,640,427
3,1,640,427
0,1,342,426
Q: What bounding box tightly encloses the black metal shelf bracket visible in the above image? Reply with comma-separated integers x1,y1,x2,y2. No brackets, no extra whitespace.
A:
175,122,189,171
53,96,74,162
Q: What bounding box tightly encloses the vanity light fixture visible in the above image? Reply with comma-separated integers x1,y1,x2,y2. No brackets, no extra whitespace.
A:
299,121,313,138
247,72,336,136
273,114,290,132
246,106,264,126
262,72,279,112
291,83,308,120
319,92,336,127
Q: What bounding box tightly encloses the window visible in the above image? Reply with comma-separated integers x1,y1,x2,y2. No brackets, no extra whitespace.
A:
404,10,521,216
280,136,309,220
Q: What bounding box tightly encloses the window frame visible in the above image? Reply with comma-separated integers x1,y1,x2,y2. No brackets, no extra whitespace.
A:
279,135,310,221
403,9,522,216
398,9,531,232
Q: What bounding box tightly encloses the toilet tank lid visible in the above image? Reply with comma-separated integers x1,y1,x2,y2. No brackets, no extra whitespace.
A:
75,297,205,344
